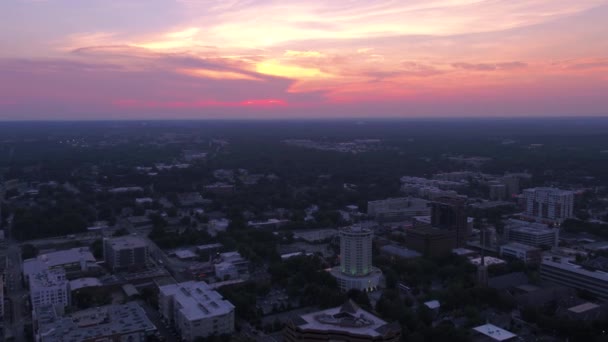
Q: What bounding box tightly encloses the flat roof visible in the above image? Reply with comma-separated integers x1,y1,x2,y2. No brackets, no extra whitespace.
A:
424,300,440,310
568,302,600,314
472,324,517,341
541,256,608,281
380,245,421,258
69,278,102,291
38,302,156,341
105,236,147,250
500,242,540,252
174,249,197,259
159,281,234,321
23,247,96,277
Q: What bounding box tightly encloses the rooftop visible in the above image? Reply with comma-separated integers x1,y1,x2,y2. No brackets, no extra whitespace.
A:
380,245,422,259
159,281,234,321
23,247,96,277
105,236,147,250
38,302,156,342
293,300,394,337
568,302,600,314
30,269,67,289
542,256,608,282
472,323,517,341
500,242,541,252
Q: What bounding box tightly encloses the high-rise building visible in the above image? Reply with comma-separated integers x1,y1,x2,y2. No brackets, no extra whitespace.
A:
159,281,235,341
523,187,574,223
430,197,469,247
330,226,382,292
103,236,149,271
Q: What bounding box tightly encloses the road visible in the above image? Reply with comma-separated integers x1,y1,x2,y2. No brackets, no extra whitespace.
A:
137,299,177,342
5,239,28,341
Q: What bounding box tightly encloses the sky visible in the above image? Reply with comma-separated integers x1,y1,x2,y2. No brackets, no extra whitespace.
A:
1,0,607,120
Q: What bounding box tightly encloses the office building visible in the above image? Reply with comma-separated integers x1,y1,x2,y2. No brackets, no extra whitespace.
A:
330,226,382,292
23,247,99,282
406,226,456,257
284,300,400,342
103,236,149,271
523,187,575,223
499,243,542,264
29,268,70,312
430,197,469,247
367,197,429,222
36,302,156,342
503,219,559,248
540,255,608,301
159,281,235,341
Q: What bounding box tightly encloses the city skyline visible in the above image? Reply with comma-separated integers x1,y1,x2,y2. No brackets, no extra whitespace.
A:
1,0,607,119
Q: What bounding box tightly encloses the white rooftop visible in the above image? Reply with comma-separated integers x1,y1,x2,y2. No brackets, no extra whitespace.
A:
568,302,600,314
174,249,197,259
424,300,440,310
105,236,147,250
23,247,96,277
159,281,234,321
473,323,517,341
69,277,102,291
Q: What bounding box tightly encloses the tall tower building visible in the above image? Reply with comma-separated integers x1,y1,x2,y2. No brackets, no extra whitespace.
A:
340,226,373,276
430,197,469,248
331,226,382,292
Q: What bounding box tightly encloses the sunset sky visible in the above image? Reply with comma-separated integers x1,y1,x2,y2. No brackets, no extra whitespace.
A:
1,0,607,119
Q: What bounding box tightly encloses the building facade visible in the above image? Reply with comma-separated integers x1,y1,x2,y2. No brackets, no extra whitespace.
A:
540,256,608,301
499,242,542,264
103,236,149,271
159,281,235,341
523,187,574,223
504,219,559,248
29,269,70,312
430,197,469,247
330,226,382,292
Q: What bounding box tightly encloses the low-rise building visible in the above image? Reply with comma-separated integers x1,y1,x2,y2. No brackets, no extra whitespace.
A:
540,255,608,301
214,252,249,280
23,247,99,282
284,300,400,342
472,323,517,341
159,281,235,341
499,242,542,264
36,302,156,342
